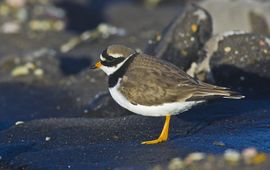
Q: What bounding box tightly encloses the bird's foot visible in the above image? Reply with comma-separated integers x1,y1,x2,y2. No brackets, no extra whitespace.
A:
141,115,170,145
141,137,167,144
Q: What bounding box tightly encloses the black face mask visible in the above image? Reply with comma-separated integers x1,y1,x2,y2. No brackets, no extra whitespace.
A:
100,50,126,67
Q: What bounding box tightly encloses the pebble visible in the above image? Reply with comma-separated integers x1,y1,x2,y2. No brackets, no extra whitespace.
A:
15,121,24,125
168,158,184,170
191,23,198,33
0,4,10,15
250,153,267,165
45,136,51,141
29,20,51,31
242,147,258,164
11,65,30,77
185,152,206,164
6,0,26,8
224,149,241,163
25,62,35,69
97,23,126,38
2,21,20,33
34,68,44,77
213,140,225,147
224,46,232,53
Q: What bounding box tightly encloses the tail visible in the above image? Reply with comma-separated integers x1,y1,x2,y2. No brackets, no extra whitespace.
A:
190,82,245,100
222,90,245,99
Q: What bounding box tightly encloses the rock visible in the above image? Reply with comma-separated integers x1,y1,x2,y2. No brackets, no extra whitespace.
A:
0,48,60,82
145,3,212,70
86,91,131,118
1,97,270,169
199,0,270,35
193,32,270,93
0,0,67,33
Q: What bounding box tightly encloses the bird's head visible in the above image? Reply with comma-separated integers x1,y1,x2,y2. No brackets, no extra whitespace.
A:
91,45,136,75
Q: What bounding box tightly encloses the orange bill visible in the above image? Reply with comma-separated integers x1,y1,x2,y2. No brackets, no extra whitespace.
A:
90,61,102,69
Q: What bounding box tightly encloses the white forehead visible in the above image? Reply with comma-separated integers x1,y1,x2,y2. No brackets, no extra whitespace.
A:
100,54,106,61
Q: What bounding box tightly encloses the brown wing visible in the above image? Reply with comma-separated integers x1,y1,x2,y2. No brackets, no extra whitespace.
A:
119,54,243,106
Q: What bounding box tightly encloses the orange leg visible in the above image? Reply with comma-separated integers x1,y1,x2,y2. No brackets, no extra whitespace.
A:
141,115,171,144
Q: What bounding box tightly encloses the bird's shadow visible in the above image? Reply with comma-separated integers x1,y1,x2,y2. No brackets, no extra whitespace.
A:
172,95,270,137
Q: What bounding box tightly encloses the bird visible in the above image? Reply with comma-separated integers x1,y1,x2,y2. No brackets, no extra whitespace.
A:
91,44,244,144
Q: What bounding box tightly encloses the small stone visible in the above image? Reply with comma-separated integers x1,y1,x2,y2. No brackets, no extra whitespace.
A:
156,34,161,41
250,153,267,165
148,40,153,44
242,147,258,164
224,47,232,53
34,68,44,77
97,23,126,38
45,136,51,141
11,65,30,77
67,165,71,168
56,105,61,110
185,152,206,164
25,62,35,70
29,20,51,31
53,20,65,31
6,0,26,8
0,4,10,15
15,121,24,125
213,141,225,147
191,23,198,33
2,21,20,33
259,40,266,46
224,149,241,163
168,158,184,170
60,37,80,53
76,97,81,102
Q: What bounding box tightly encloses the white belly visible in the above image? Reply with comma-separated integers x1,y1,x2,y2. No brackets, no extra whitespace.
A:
109,80,203,117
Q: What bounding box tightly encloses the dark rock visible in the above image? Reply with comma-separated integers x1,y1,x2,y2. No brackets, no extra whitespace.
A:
145,3,212,70
86,92,132,118
1,98,270,169
0,82,79,130
196,32,270,93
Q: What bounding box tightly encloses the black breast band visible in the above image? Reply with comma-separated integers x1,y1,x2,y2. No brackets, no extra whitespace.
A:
108,53,137,88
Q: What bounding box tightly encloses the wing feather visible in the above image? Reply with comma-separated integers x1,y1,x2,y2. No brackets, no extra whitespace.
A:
119,54,243,106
